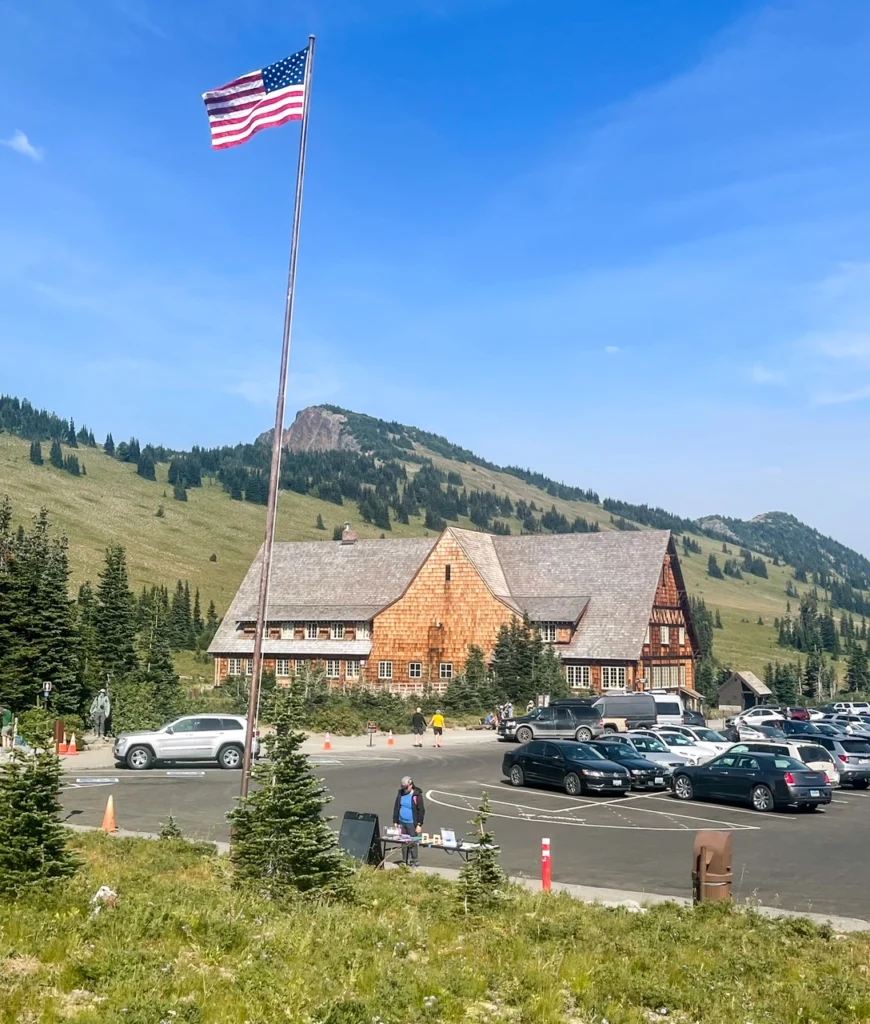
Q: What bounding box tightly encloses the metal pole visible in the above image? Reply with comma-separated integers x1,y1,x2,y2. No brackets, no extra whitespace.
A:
240,34,316,799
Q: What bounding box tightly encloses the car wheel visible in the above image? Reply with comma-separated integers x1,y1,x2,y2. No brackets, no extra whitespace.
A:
673,775,694,800
603,724,618,733
218,744,244,770
564,772,582,796
853,779,869,790
126,745,153,771
751,784,775,812
509,765,525,787
575,727,593,742
516,727,533,744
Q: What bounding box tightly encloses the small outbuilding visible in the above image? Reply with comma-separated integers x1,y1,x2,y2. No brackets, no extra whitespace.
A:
717,670,774,716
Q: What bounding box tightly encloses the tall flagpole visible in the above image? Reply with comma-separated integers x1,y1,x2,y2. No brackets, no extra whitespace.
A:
240,34,316,798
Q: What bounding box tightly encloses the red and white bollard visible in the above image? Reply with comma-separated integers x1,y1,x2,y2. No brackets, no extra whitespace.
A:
541,837,552,891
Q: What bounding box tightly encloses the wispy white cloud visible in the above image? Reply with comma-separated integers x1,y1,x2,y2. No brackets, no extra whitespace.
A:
812,384,870,407
604,345,620,355
750,365,784,384
1,129,43,161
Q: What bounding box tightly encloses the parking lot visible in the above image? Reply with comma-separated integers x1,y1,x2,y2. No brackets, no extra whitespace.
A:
60,741,870,920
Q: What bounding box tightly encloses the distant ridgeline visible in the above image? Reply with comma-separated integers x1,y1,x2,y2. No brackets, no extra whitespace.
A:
2,394,869,589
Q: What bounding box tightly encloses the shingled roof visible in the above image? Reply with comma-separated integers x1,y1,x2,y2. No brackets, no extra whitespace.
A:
210,527,673,663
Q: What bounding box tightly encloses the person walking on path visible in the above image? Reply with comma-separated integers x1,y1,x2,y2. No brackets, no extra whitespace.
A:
431,709,445,748
411,707,427,747
393,775,425,866
90,689,111,739
1,705,13,750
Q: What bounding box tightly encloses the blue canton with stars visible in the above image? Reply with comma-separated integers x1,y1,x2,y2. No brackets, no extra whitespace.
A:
262,48,308,93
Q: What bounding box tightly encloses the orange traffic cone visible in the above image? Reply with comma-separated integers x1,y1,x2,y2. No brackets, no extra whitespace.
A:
67,733,78,756
323,732,332,751
387,730,395,747
58,732,68,754
100,794,118,833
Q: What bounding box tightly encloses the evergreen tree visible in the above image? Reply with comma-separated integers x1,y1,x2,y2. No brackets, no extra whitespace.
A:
104,433,115,456
714,608,723,629
63,454,81,476
173,482,187,502
137,448,156,481
456,792,506,912
707,554,724,579
137,587,184,724
228,687,350,897
846,643,870,694
695,658,716,700
66,418,78,448
184,581,196,648
49,438,64,469
94,545,138,680
315,513,326,530
0,739,78,896
169,580,194,650
75,581,103,702
205,600,219,642
29,439,43,465
192,588,204,635
332,525,343,540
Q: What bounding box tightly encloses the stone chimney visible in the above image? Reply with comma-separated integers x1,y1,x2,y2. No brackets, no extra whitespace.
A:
341,522,358,545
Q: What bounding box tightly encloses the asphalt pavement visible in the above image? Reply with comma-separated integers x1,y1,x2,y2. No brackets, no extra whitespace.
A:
61,739,870,919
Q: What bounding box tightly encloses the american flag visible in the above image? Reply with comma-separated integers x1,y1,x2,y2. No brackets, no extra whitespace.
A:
203,48,309,151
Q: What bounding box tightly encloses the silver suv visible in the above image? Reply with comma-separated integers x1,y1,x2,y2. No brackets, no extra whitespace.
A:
113,715,257,770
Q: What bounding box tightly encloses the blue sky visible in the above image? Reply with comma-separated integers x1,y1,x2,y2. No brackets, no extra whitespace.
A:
2,0,870,554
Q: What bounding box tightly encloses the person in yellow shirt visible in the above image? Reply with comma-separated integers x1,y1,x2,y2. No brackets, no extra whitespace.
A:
431,709,444,748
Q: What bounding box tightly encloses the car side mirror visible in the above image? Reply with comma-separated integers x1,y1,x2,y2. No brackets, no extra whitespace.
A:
165,726,174,735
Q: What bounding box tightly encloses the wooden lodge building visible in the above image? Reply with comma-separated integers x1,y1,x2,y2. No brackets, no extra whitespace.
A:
209,525,700,701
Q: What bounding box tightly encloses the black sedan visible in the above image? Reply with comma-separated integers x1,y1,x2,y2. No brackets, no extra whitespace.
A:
671,751,833,812
591,739,671,790
502,740,631,796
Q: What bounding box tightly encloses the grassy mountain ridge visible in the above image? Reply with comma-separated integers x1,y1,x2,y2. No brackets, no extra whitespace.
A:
1,395,865,683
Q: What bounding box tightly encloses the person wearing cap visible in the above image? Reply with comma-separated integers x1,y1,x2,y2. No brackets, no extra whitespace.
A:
393,775,425,866
411,707,427,747
90,688,111,739
431,709,445,748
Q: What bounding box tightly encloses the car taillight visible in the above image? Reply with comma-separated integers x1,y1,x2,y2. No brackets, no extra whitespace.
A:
784,771,796,785
824,773,831,784
838,754,849,762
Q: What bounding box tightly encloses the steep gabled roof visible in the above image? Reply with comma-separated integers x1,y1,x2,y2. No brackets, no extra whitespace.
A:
726,670,773,697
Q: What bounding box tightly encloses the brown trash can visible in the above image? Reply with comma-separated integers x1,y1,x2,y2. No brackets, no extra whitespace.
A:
692,830,733,903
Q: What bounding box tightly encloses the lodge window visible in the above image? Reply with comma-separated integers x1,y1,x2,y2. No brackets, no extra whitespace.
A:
601,666,627,690
228,658,241,677
678,626,686,646
280,623,295,640
660,626,670,646
566,665,590,688
539,623,558,643
355,622,370,639
440,662,453,680
378,661,393,680
445,564,452,581
243,659,253,676
409,662,422,679
275,659,291,677
306,623,319,640
644,626,650,645
650,664,686,688
331,622,345,640
326,660,341,679
294,659,306,675
346,660,361,679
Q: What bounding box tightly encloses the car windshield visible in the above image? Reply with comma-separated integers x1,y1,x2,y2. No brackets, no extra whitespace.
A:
525,708,543,720
569,744,605,760
596,745,626,759
693,728,726,742
660,733,694,746
631,735,669,752
842,741,870,754
775,756,808,771
798,745,832,762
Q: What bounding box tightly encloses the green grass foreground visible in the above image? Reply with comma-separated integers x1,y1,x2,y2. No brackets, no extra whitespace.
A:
1,834,869,1024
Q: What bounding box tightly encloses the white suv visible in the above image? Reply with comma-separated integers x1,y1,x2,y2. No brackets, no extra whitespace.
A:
113,715,257,770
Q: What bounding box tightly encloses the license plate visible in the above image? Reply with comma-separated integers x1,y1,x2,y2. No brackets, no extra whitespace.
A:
810,789,820,797
655,777,664,785
612,779,622,786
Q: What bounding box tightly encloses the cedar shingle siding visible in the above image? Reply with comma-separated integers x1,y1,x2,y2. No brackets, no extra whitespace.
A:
209,527,697,694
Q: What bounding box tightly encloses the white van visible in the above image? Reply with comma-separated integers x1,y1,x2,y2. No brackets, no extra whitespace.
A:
648,690,684,727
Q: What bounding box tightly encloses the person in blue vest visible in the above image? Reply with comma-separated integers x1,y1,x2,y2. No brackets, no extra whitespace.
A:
392,775,425,866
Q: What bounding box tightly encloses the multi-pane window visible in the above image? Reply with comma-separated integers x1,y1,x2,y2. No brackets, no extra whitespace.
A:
355,622,370,639
601,666,627,690
539,623,558,643
275,659,291,677
346,660,361,679
678,626,686,646
294,659,306,676
660,626,670,646
326,660,341,679
650,664,686,688
439,662,453,680
566,665,590,688
228,658,241,677
331,622,345,640
243,659,253,676
306,622,319,640
280,622,295,639
378,661,393,680
409,662,422,679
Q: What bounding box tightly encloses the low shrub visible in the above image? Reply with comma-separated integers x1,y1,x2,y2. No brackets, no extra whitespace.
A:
15,708,55,747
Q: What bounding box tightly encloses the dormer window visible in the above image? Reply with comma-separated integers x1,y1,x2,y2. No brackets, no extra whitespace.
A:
331,622,345,640
539,623,558,643
306,622,319,640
